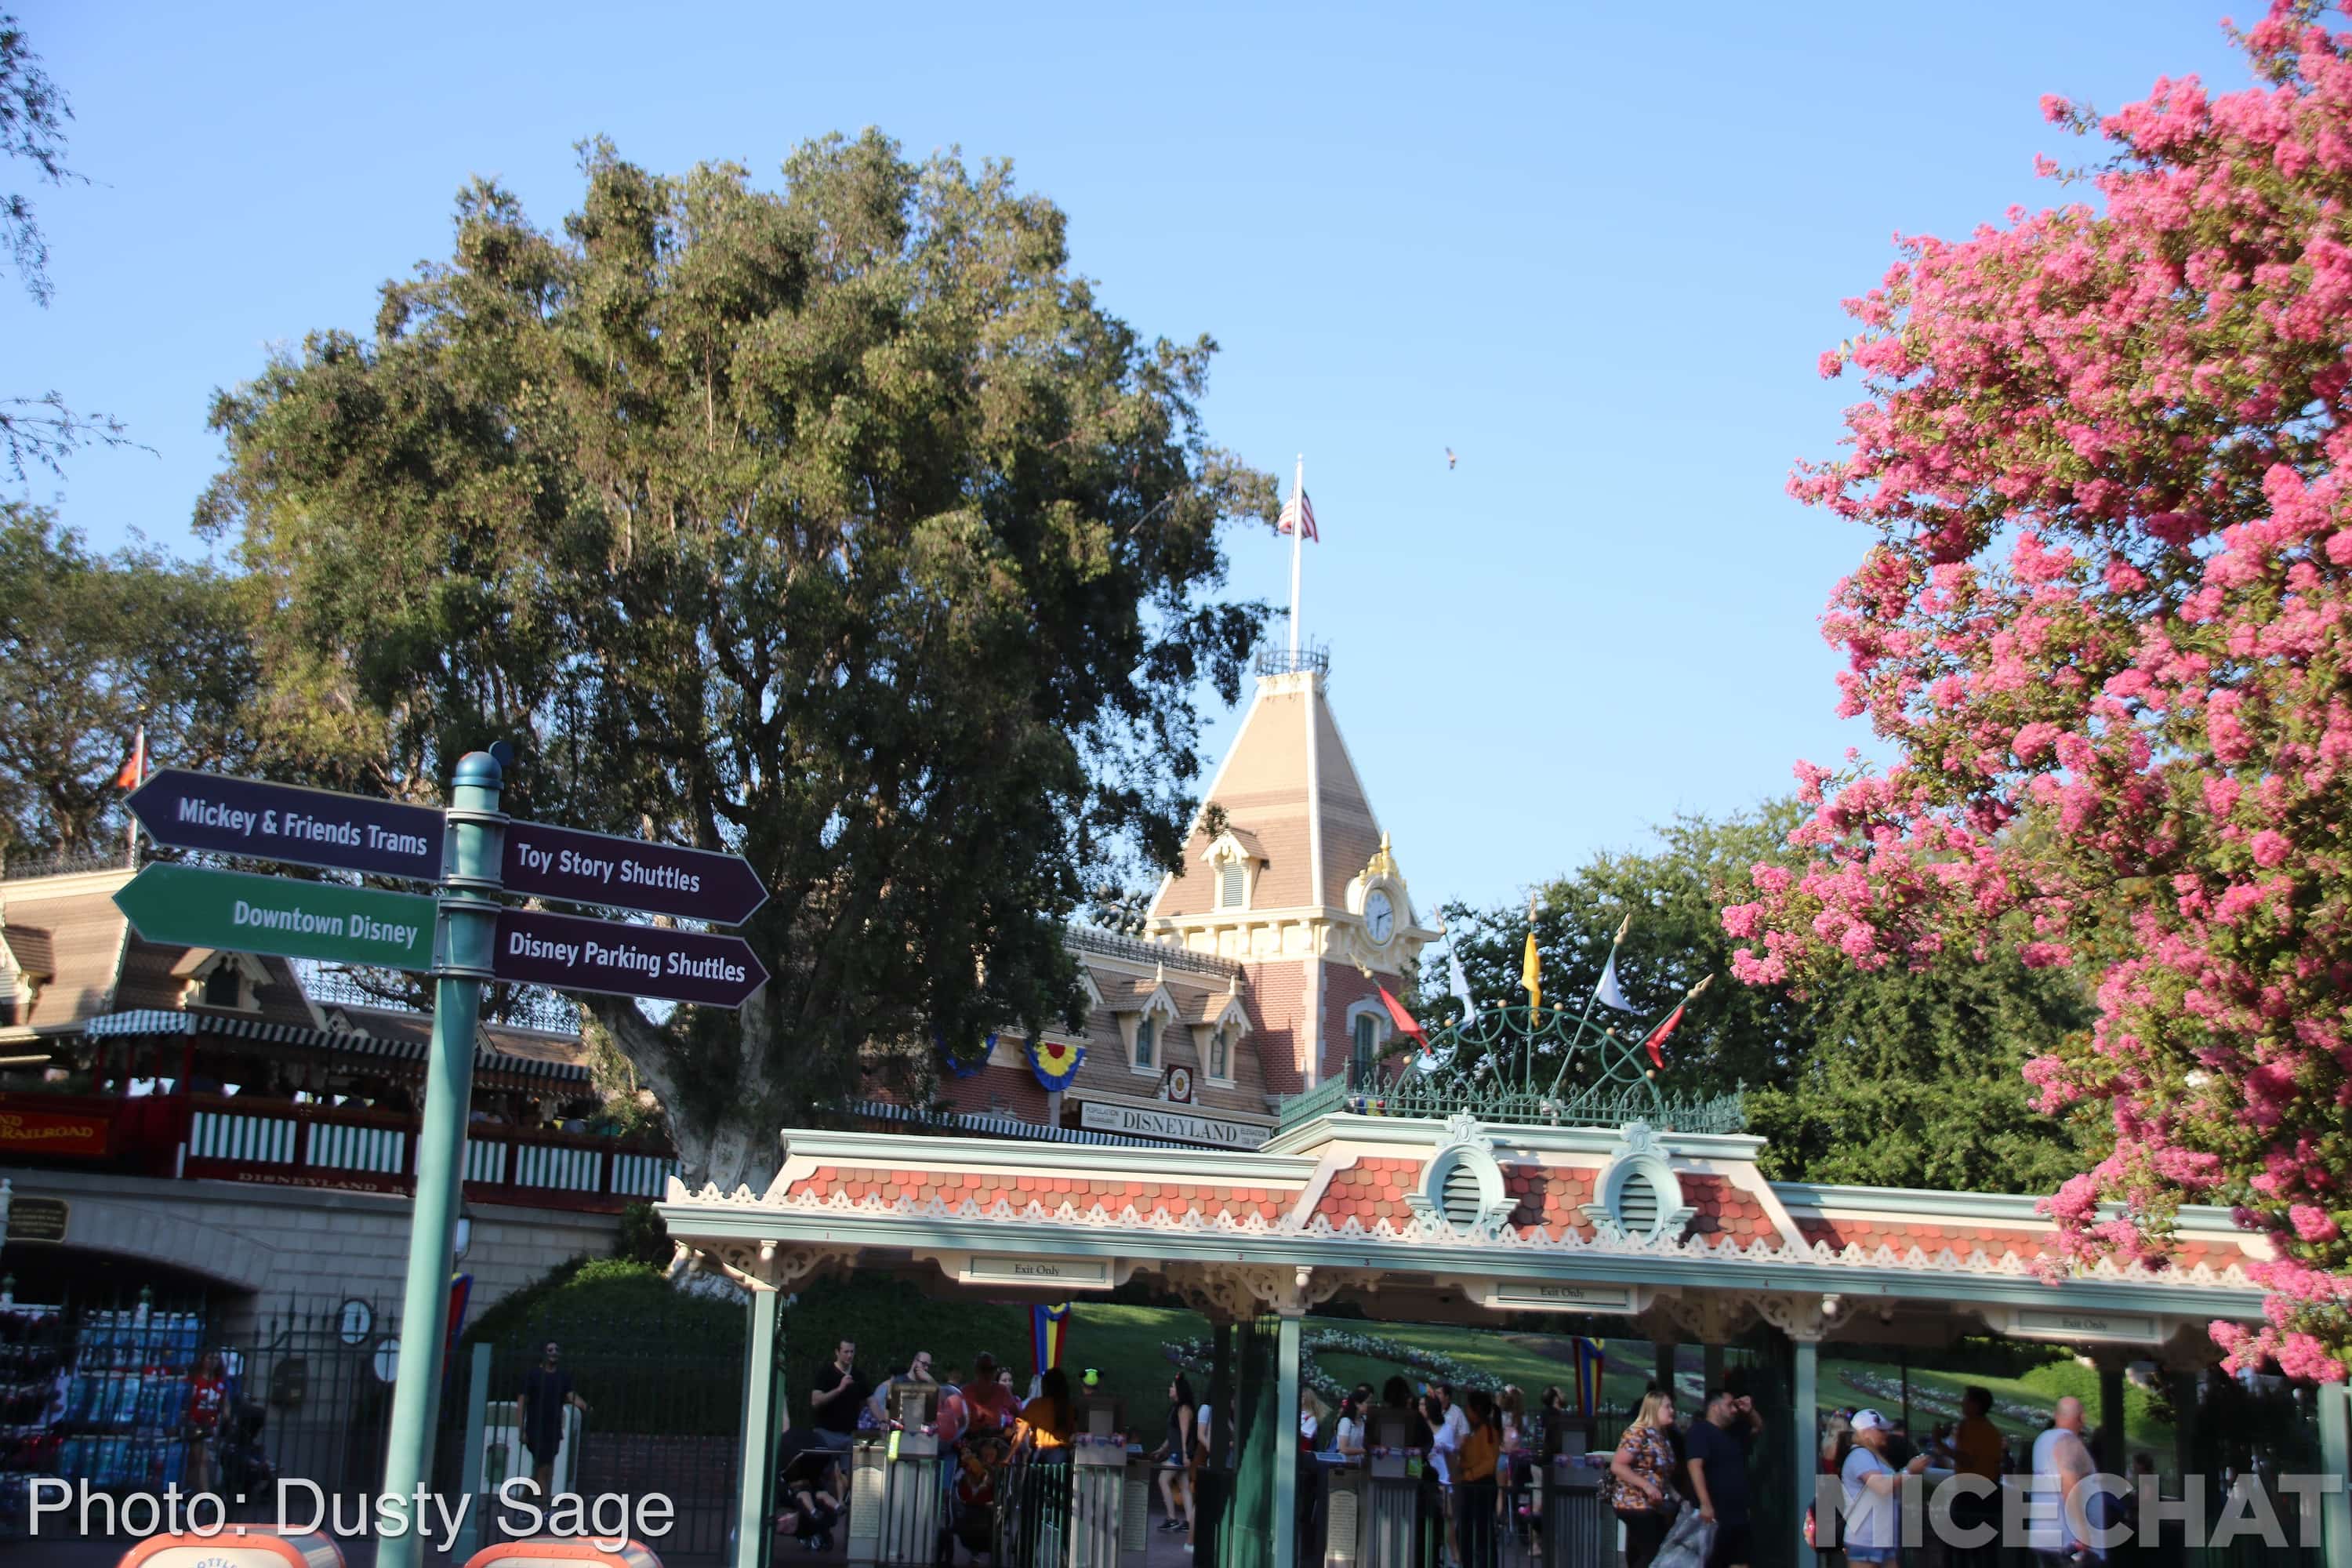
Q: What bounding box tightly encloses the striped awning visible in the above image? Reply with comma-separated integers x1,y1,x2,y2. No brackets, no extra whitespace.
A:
852,1098,1185,1149
85,1008,591,1086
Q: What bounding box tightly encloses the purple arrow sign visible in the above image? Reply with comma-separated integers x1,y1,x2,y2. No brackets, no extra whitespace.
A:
128,768,445,882
500,820,767,925
492,908,768,1008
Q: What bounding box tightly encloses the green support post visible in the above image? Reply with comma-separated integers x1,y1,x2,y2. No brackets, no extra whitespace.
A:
2320,1380,2351,1568
2096,1359,2127,1475
736,1285,784,1568
1792,1335,1818,1568
379,749,504,1568
452,1341,495,1561
1272,1313,1302,1568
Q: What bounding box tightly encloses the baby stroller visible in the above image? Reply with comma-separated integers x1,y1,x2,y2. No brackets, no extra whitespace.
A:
947,1429,1010,1562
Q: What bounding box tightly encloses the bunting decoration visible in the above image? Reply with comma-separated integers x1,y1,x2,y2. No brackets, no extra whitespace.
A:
938,1030,990,1080
1572,1337,1604,1419
1028,1035,1084,1092
1377,983,1428,1055
1592,916,1639,1014
1032,1303,1071,1377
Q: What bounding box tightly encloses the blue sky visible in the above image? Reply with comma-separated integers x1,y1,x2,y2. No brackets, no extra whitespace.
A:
13,2,2249,912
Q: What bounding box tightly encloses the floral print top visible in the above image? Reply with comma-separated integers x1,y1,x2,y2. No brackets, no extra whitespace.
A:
1606,1421,1678,1513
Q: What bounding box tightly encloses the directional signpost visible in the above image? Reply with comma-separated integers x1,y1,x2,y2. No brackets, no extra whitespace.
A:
127,768,446,881
111,755,767,1568
113,862,435,970
502,818,768,924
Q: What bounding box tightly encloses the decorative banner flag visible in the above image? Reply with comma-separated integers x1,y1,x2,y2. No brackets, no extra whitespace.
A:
1642,975,1712,1069
1377,984,1428,1054
1446,944,1479,1027
1520,899,1543,1014
1032,1302,1071,1377
1028,1036,1084,1092
1573,1337,1604,1419
1593,953,1639,1014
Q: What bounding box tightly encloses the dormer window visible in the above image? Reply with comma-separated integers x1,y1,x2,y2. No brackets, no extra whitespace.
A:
203,967,242,1009
1208,1025,1229,1080
181,951,265,1013
1135,1016,1156,1070
1200,826,1262,913
1218,862,1246,909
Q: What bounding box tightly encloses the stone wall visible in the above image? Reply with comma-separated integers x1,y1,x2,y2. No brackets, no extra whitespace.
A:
0,1167,619,1338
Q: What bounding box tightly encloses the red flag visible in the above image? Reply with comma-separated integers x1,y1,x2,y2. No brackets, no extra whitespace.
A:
1376,984,1428,1051
113,726,147,790
1642,1003,1686,1070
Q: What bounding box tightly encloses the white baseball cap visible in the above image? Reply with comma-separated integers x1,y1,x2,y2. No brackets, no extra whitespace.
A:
1852,1409,1893,1432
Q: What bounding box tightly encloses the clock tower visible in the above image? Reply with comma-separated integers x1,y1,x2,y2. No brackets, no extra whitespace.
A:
1145,650,1437,1094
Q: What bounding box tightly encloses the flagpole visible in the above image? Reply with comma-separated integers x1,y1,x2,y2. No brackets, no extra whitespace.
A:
1549,913,1630,1098
1288,453,1305,660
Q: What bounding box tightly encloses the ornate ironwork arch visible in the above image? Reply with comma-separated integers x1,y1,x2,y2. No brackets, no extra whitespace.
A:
1284,1002,1745,1135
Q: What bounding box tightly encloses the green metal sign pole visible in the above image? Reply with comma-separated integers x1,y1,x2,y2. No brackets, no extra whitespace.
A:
378,749,505,1568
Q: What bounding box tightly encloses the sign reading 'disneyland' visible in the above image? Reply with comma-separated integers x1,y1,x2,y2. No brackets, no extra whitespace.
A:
1482,1281,1637,1314
502,820,768,925
492,908,768,1008
113,862,437,971
1078,1099,1266,1151
959,1255,1114,1289
129,768,444,880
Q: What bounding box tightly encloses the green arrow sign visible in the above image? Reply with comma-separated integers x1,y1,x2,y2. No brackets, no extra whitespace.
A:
113,863,437,971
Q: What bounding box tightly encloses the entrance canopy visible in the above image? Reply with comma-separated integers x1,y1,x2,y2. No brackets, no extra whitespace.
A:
658,1105,2264,1358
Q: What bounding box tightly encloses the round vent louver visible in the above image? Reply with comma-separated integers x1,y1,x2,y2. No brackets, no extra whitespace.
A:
1442,1160,1483,1229
1616,1168,1661,1236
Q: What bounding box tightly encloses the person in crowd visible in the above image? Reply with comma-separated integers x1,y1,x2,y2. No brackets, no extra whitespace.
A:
869,1349,938,1424
1497,1385,1526,1452
1383,1376,1430,1449
1606,1388,1682,1568
184,1348,227,1494
808,1338,869,1444
1842,1408,1929,1566
960,1352,1017,1430
1152,1376,1199,1531
1017,1367,1075,1454
516,1341,590,1495
1334,1388,1367,1457
1415,1390,1456,1567
1432,1381,1471,1483
1299,1388,1327,1450
1457,1389,1504,1568
1686,1388,1762,1568
1947,1386,2005,1567
2028,1397,2096,1568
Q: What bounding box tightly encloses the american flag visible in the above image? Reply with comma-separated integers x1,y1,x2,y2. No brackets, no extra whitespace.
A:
1277,489,1318,541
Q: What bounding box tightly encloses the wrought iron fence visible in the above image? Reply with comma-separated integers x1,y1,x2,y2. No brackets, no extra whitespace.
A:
0,1300,401,1540
1277,1004,1747,1136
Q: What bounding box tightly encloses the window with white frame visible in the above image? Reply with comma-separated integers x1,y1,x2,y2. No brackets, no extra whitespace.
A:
1208,1024,1229,1080
1218,859,1247,909
1135,1014,1157,1070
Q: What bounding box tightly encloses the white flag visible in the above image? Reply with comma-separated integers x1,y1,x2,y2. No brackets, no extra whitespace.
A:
1593,949,1640,1014
1447,946,1479,1025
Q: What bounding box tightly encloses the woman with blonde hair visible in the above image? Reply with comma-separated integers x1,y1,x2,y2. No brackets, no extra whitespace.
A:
1606,1388,1681,1568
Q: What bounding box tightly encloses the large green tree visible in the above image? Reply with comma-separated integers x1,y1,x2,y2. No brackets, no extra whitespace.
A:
1435,802,2092,1192
0,505,255,858
201,134,1272,1188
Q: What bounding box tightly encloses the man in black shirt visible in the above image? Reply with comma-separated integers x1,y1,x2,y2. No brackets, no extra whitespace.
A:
515,1341,589,1494
810,1338,869,1443
1684,1388,1761,1568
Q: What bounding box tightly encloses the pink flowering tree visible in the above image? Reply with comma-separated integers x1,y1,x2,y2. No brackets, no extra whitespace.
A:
1728,2,2352,1377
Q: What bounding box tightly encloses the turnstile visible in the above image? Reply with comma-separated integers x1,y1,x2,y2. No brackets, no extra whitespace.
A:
1068,1436,1149,1568
1356,1449,1425,1568
847,1432,946,1566
1540,1457,1611,1567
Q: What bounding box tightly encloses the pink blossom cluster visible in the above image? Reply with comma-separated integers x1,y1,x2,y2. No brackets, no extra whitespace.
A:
1737,1,2352,1378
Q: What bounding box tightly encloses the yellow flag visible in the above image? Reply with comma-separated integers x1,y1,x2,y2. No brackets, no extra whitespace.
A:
1520,902,1542,1013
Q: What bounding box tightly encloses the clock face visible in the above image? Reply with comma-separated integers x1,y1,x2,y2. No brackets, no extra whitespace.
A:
1365,889,1395,944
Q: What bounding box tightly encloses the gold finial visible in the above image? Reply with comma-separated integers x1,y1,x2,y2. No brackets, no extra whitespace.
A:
1365,832,1398,880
